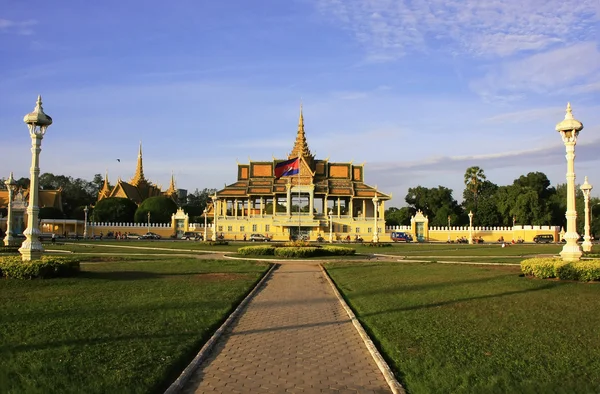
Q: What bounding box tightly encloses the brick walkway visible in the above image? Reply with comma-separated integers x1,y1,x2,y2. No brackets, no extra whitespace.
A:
181,262,392,394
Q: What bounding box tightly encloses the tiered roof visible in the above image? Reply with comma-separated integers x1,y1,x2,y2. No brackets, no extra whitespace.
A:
216,106,389,200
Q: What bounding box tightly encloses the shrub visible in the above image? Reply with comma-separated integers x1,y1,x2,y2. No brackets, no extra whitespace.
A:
555,263,580,281
573,261,600,282
205,241,229,246
274,247,320,258
0,256,80,279
238,246,275,256
283,240,312,247
367,242,392,247
521,258,600,282
322,246,355,256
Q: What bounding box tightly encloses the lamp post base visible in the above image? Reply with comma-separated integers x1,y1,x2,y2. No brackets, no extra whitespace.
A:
560,236,582,262
582,239,593,252
19,245,43,261
3,234,14,246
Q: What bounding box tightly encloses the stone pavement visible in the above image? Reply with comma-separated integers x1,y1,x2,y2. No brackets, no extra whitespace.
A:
181,262,393,394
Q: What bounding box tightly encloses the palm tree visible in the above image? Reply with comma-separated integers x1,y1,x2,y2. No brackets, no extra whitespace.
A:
464,166,486,208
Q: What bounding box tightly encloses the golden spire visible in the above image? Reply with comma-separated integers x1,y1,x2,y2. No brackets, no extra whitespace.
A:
289,103,313,161
165,171,177,196
130,141,147,186
98,170,112,201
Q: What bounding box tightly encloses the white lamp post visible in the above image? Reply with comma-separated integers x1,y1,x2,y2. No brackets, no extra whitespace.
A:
468,210,474,245
19,96,52,261
3,172,17,246
447,215,451,242
328,209,333,243
211,194,217,241
147,211,151,233
580,176,593,252
372,194,380,243
83,206,89,239
557,103,584,262
203,208,208,242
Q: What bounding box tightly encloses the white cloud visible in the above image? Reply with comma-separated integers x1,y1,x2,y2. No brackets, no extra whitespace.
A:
0,19,37,35
314,0,599,59
483,107,564,124
470,42,600,98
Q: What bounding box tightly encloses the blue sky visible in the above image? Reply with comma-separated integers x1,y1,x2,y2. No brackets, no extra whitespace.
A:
1,0,599,207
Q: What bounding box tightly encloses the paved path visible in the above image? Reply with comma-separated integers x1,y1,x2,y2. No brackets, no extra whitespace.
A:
182,262,392,394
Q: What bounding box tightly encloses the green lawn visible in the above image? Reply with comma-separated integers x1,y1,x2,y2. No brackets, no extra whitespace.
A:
0,256,270,394
325,261,600,394
51,240,568,260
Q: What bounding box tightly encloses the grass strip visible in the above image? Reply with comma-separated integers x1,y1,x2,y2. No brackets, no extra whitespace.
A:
325,261,600,393
0,257,269,394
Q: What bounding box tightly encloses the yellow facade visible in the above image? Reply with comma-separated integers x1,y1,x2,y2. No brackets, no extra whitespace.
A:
208,107,390,242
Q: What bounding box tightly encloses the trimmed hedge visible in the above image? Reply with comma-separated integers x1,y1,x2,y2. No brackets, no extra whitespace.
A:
0,256,80,279
321,246,356,256
274,247,320,258
520,258,600,282
238,245,355,258
238,246,275,256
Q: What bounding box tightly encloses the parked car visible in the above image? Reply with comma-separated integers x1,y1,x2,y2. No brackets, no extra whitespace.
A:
181,231,202,241
391,231,413,242
250,234,270,242
125,233,141,239
139,232,161,240
533,234,554,243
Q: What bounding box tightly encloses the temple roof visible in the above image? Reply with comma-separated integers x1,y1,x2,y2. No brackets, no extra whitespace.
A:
97,144,178,204
289,105,314,163
130,141,147,187
0,188,63,210
215,107,390,200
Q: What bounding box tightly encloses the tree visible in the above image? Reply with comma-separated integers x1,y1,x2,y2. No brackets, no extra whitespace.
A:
39,172,97,217
464,166,486,208
385,207,414,226
93,197,137,223
405,186,462,226
135,196,178,224
462,180,500,226
185,188,217,211
39,207,64,219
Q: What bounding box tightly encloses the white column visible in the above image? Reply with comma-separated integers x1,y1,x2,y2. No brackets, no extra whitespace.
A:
308,187,314,217
212,196,218,241
19,134,44,260
286,184,292,217
581,177,593,252
3,174,16,246
561,140,582,260
372,195,379,243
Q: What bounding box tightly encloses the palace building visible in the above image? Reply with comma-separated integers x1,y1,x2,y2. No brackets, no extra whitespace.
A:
97,143,177,204
207,107,391,242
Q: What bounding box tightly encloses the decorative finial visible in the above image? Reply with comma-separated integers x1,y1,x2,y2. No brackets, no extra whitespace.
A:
565,102,573,119
556,102,583,133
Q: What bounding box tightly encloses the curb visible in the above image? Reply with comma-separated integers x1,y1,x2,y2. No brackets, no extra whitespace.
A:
163,263,277,394
320,264,406,394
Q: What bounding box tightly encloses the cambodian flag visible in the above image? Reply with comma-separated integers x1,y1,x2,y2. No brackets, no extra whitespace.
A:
274,157,300,178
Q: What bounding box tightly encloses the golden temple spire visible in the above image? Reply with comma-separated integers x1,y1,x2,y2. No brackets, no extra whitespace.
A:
130,141,147,186
165,171,177,196
289,103,313,161
98,170,111,201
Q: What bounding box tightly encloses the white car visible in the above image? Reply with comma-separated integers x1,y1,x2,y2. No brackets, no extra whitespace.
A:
250,234,270,242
